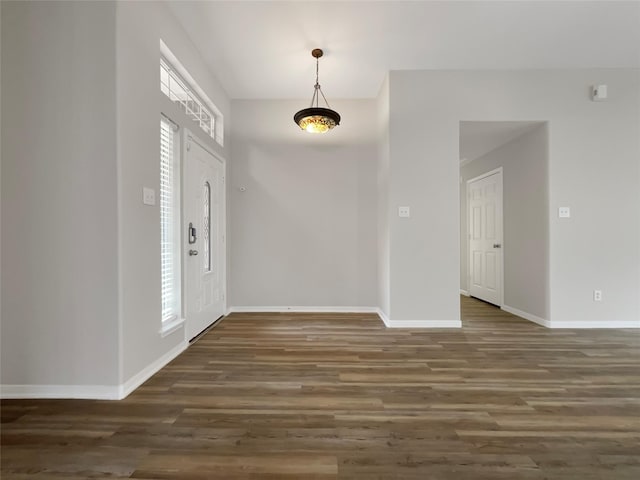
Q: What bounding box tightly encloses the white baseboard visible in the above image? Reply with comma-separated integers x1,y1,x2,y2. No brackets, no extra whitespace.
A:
0,383,120,400
376,308,391,327
228,306,379,314
549,320,639,329
1,340,189,401
460,289,470,296
119,340,188,399
501,305,638,329
502,304,550,327
229,306,461,329
376,306,462,328
384,319,462,328
230,307,461,329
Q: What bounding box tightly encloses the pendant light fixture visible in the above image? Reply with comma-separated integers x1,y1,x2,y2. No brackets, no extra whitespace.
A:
294,49,341,133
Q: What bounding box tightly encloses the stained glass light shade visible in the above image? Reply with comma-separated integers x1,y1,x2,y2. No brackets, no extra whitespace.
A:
294,107,341,134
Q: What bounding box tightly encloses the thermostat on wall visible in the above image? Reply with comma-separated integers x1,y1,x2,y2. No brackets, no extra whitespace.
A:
592,85,607,101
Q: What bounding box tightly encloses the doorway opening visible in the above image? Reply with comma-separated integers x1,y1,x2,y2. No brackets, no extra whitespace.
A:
459,121,550,326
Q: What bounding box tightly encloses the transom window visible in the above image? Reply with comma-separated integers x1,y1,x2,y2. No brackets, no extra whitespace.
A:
160,56,223,145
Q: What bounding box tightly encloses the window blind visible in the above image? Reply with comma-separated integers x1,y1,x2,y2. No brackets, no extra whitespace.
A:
160,119,176,323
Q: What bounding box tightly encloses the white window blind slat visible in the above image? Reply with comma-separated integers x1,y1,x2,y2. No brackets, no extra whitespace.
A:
160,119,177,323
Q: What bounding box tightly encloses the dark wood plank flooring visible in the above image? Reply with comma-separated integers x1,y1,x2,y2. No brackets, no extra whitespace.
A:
2,296,639,479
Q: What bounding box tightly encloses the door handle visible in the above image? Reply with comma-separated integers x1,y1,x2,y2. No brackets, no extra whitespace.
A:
188,222,197,244
493,243,502,248
189,249,199,256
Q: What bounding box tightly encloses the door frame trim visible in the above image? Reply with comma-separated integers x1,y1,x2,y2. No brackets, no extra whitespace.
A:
466,167,504,307
467,166,502,184
181,128,227,341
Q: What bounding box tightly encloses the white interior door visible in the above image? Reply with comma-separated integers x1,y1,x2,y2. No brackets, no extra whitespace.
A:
184,133,225,340
468,169,503,306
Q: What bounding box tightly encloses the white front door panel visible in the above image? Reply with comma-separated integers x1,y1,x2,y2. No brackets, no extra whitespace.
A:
184,135,225,340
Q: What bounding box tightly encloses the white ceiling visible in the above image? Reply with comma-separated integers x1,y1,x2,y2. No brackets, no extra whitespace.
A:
459,121,543,163
166,1,640,100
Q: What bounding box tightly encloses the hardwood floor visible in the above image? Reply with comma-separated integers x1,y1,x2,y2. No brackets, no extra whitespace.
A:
2,296,640,479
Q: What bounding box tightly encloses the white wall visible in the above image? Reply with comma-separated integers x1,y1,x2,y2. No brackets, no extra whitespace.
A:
460,124,549,320
1,1,3,362
389,69,640,326
1,0,232,397
377,75,390,318
229,100,378,308
2,2,637,401
1,1,120,388
116,0,231,384
387,77,461,323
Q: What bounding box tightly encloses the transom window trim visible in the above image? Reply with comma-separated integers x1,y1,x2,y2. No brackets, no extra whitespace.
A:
160,56,223,146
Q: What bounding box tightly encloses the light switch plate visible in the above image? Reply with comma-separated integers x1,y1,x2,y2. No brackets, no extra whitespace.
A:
143,187,156,206
399,206,410,218
558,207,570,218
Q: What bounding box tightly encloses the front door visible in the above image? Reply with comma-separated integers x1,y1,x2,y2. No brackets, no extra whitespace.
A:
468,169,503,306
184,133,225,340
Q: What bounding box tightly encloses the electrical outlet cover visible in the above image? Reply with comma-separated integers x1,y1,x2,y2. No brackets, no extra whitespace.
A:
143,187,156,206
399,206,410,218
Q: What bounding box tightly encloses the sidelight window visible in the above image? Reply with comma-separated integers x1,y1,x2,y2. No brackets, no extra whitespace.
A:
160,118,181,324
